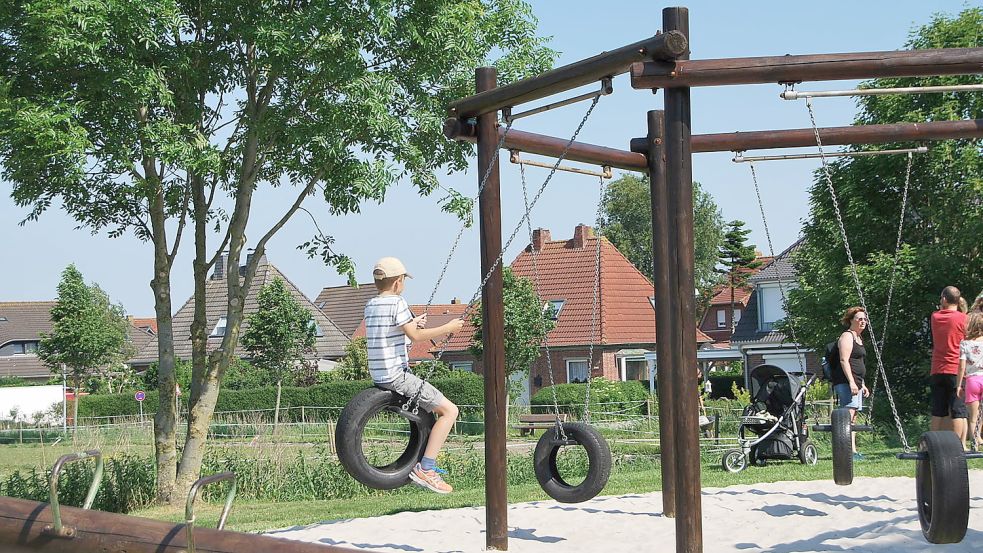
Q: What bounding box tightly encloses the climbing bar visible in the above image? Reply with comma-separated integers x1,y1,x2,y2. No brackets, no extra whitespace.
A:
509,150,612,179
0,496,358,552
781,83,983,100
631,47,983,89
732,146,928,163
185,472,238,553
45,451,104,539
447,31,687,119
629,119,983,153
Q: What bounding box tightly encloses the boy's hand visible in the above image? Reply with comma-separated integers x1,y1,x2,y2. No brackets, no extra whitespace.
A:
445,318,465,334
413,314,428,328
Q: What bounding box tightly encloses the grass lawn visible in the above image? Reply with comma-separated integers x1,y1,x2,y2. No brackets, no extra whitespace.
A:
132,443,983,534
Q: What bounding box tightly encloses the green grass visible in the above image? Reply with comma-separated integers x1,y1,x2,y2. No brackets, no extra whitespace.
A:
131,440,983,534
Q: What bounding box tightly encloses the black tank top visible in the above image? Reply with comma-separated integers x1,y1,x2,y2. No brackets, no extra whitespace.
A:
832,332,866,385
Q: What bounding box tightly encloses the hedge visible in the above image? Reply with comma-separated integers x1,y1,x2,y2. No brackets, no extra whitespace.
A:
77,373,485,419
531,380,649,417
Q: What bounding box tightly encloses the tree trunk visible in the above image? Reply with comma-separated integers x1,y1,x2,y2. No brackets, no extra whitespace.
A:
729,270,736,340
273,379,283,436
72,374,80,431
150,267,178,504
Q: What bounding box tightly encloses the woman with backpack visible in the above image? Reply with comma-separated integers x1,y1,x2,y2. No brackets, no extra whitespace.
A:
830,306,870,460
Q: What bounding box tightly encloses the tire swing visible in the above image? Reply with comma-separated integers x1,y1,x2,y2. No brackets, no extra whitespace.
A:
829,407,854,485
336,387,435,490
800,97,982,543
515,144,612,503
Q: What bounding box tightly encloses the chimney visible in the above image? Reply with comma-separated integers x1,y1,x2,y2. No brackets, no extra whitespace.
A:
531,228,551,252
239,250,255,277
573,223,594,249
212,252,227,280
451,297,461,305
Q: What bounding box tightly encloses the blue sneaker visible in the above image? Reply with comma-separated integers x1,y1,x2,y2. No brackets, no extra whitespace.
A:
853,452,864,461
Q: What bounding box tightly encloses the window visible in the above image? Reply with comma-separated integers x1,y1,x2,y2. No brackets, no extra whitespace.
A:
23,341,38,353
310,321,324,337
451,361,474,372
543,299,565,320
734,309,742,323
566,359,589,384
716,309,727,328
758,282,796,332
649,297,656,309
210,316,228,337
0,342,25,356
623,358,648,382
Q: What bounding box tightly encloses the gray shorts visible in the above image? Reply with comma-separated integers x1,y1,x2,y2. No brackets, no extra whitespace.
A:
377,371,446,413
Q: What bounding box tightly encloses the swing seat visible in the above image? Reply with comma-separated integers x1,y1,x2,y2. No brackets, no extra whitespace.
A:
336,387,435,490
533,422,611,503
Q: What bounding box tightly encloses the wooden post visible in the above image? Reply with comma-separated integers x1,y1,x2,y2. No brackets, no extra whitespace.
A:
663,7,703,553
476,66,509,551
647,109,677,518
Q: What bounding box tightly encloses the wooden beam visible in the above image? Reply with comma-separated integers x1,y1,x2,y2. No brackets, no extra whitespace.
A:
631,48,983,89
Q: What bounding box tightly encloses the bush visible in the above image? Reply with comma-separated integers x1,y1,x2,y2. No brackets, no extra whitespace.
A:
531,378,648,418
0,377,31,387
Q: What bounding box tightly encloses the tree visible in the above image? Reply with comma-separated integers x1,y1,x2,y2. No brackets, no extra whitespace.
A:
38,265,131,426
785,8,983,421
601,175,725,316
717,220,762,337
470,267,555,398
329,337,370,382
1,0,554,502
241,278,316,433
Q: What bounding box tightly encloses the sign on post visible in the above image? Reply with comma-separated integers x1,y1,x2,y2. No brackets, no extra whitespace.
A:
135,390,146,423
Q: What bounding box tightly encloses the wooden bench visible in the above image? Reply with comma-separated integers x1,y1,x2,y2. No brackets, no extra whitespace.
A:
514,413,569,436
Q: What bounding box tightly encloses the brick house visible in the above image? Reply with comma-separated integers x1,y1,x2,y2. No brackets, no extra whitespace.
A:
1,301,155,383
698,254,773,344
438,224,712,401
129,254,348,371
729,239,820,380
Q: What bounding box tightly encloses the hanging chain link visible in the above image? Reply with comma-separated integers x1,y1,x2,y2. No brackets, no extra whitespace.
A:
583,175,607,424
866,151,913,419
806,99,910,451
520,162,566,440
747,162,808,380
405,96,603,412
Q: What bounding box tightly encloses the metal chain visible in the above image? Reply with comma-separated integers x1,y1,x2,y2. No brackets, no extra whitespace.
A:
519,162,566,440
406,96,602,412
747,162,808,380
583,175,607,424
866,151,913,419
806,99,910,451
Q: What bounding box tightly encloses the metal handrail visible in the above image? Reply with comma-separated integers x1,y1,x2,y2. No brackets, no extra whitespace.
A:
43,450,104,538
185,471,237,553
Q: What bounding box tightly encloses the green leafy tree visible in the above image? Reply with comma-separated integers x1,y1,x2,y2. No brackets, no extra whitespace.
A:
1,0,554,502
786,8,983,421
38,265,131,425
717,220,762,335
601,175,725,316
329,337,370,381
470,267,555,399
242,278,316,433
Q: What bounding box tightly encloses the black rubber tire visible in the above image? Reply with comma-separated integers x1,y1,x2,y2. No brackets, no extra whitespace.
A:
721,449,747,473
534,422,611,503
831,408,853,485
335,387,435,490
916,431,970,544
799,440,819,466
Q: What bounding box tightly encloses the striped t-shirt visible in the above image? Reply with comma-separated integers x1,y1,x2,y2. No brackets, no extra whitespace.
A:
364,294,414,383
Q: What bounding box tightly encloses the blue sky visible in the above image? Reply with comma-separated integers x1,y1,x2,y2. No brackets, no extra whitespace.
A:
0,1,976,315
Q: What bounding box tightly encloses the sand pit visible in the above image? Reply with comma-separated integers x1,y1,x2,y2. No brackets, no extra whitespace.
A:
270,471,983,552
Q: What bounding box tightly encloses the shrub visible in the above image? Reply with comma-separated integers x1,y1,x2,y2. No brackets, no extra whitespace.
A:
0,377,31,387
531,378,648,418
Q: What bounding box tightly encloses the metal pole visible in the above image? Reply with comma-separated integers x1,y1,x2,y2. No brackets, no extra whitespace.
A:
781,83,983,100
647,109,677,518
476,66,509,552
732,146,929,163
631,47,983,89
663,7,702,553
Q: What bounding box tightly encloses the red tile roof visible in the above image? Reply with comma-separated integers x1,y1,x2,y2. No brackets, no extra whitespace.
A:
129,317,158,334
707,256,774,307
441,224,711,351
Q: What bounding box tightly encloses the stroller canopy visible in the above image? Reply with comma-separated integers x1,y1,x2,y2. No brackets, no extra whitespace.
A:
748,364,804,418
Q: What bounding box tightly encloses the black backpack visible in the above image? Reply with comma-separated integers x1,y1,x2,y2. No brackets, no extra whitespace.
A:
822,340,840,381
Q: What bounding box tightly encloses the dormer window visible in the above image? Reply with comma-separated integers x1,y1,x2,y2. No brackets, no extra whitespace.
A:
543,299,565,320
210,316,228,337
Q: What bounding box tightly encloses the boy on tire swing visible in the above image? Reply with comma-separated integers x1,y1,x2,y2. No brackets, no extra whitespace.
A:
365,257,464,493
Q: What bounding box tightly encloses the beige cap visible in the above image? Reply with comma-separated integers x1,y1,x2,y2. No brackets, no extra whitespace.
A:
373,257,412,280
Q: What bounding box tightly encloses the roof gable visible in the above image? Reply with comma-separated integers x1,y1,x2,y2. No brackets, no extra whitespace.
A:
0,301,57,346
314,284,379,338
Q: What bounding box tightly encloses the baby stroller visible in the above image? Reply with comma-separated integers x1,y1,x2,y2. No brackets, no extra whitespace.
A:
721,364,818,473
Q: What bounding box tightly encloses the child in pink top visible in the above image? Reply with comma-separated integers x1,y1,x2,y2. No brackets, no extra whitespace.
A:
958,311,983,451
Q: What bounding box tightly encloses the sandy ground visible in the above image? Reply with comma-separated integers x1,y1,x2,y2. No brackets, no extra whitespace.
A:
270,471,983,552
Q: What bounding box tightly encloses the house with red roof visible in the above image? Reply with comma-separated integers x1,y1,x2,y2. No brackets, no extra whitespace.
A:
438,224,713,400
698,254,773,344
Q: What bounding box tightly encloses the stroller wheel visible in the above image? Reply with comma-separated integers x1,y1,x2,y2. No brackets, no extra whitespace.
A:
799,440,819,465
721,449,747,473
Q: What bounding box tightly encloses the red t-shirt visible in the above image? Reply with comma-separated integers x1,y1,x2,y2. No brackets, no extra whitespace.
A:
931,309,967,375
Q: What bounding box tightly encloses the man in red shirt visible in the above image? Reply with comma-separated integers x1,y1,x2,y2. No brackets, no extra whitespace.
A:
930,286,968,443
